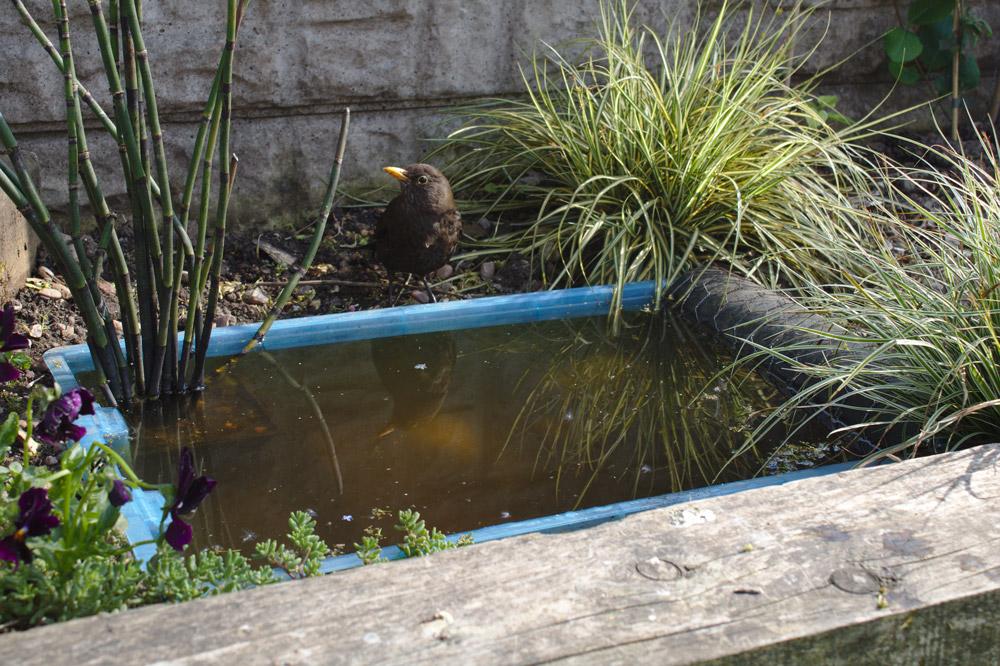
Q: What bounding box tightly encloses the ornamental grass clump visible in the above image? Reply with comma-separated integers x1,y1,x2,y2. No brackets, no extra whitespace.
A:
435,0,881,311
736,126,1000,465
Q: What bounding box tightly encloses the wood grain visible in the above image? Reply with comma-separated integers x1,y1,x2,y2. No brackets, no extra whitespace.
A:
3,444,1000,665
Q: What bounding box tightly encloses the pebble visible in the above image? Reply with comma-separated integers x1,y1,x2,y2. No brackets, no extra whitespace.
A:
38,266,56,280
56,283,72,299
28,324,44,338
44,456,59,467
410,290,430,304
215,312,234,327
243,287,269,305
224,292,238,302
38,287,63,300
480,261,496,280
60,325,75,340
435,264,454,280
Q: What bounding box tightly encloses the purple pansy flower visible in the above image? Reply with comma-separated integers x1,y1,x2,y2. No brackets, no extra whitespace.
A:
163,447,216,552
109,479,132,507
0,487,60,571
0,304,30,383
35,387,95,444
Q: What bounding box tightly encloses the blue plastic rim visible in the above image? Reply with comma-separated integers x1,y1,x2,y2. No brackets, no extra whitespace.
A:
44,281,852,571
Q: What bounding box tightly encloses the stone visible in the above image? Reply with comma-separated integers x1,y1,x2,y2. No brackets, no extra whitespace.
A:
410,290,430,304
243,287,269,305
55,283,72,299
480,261,496,281
436,264,453,280
38,287,63,299
28,324,43,338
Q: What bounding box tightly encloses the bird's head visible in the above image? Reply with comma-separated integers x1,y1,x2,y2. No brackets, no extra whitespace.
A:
383,163,455,210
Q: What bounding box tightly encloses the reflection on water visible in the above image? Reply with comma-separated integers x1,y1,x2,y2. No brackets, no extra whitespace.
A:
103,311,842,555
371,333,456,437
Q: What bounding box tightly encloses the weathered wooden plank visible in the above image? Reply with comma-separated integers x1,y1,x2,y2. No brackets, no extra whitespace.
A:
3,445,1000,665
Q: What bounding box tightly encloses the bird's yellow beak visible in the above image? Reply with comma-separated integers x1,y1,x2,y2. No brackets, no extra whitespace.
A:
383,166,409,182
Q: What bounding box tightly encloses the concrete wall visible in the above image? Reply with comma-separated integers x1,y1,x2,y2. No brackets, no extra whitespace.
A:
1,0,998,230
0,192,39,303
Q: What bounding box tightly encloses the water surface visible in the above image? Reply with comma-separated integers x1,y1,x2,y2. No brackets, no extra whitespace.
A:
111,311,841,555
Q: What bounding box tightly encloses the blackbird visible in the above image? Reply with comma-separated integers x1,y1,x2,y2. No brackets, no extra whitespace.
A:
375,163,462,303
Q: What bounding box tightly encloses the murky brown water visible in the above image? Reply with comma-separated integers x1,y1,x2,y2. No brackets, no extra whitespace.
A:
111,311,841,555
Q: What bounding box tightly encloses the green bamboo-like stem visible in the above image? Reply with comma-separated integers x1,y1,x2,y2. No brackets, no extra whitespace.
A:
191,150,236,390
190,0,237,390
0,160,22,191
14,0,177,214
73,105,140,397
12,0,117,139
90,0,161,395
169,3,248,390
0,115,118,405
168,220,195,392
109,0,119,65
52,0,126,403
215,109,351,379
179,93,224,387
121,0,175,396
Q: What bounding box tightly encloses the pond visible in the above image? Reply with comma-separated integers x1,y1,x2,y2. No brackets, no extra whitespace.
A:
52,283,847,567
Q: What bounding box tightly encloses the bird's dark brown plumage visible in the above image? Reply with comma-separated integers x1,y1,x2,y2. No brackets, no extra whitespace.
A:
375,163,462,303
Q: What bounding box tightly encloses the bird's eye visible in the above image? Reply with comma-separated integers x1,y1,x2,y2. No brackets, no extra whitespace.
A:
416,175,429,185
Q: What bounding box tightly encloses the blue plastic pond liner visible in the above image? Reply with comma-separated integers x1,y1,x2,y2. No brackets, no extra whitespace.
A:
44,281,852,571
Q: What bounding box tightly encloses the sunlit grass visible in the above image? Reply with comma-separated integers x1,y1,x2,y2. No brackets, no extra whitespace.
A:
432,0,882,312
736,125,1000,465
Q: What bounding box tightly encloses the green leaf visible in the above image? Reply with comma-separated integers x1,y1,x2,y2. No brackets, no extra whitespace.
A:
814,94,838,109
0,412,17,451
918,19,954,70
935,55,982,95
888,60,920,85
958,53,981,90
907,0,955,26
885,27,924,63
935,73,951,95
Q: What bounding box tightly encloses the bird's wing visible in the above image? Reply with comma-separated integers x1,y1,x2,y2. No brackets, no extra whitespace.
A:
374,196,406,244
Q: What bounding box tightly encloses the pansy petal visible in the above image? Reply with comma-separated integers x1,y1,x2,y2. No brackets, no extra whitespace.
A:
109,479,132,507
0,305,16,341
175,476,217,515
17,487,53,518
0,536,21,570
1,331,29,352
24,513,60,537
164,519,192,552
0,362,20,383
